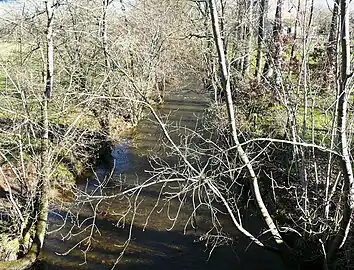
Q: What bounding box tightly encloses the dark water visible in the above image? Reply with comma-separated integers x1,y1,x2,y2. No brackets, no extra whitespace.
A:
38,85,285,270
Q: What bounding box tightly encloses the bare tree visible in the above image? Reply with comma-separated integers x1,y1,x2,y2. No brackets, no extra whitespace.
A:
112,0,354,269
327,0,354,264
326,0,339,89
264,0,283,85
255,0,269,81
1,0,354,269
242,0,254,77
0,1,55,268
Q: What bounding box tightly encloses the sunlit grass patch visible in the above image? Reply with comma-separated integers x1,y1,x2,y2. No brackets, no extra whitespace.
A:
0,42,18,91
0,41,17,58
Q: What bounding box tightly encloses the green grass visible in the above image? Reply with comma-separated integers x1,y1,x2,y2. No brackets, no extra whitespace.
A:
0,42,19,92
0,75,5,92
0,42,17,59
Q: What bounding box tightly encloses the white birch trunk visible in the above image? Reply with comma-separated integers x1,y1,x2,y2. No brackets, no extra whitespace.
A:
209,0,284,248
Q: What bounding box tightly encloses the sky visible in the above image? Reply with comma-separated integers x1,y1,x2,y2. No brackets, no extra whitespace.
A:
0,0,127,18
269,0,354,16
268,0,354,22
0,0,349,22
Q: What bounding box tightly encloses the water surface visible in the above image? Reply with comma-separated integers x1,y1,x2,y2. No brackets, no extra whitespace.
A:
39,85,284,270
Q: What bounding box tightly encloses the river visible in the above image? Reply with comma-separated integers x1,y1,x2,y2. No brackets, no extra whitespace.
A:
37,83,285,270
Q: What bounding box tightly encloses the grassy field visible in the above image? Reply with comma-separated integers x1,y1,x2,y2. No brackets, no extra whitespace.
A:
0,42,18,91
0,41,17,58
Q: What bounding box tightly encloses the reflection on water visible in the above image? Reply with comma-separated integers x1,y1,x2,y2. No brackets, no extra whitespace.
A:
38,86,285,270
111,138,130,175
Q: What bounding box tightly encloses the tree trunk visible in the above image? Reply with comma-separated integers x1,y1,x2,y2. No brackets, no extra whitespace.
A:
272,0,283,85
255,0,268,81
0,1,54,268
99,0,110,135
209,0,285,252
242,0,253,77
289,0,301,61
328,0,354,265
326,0,339,88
